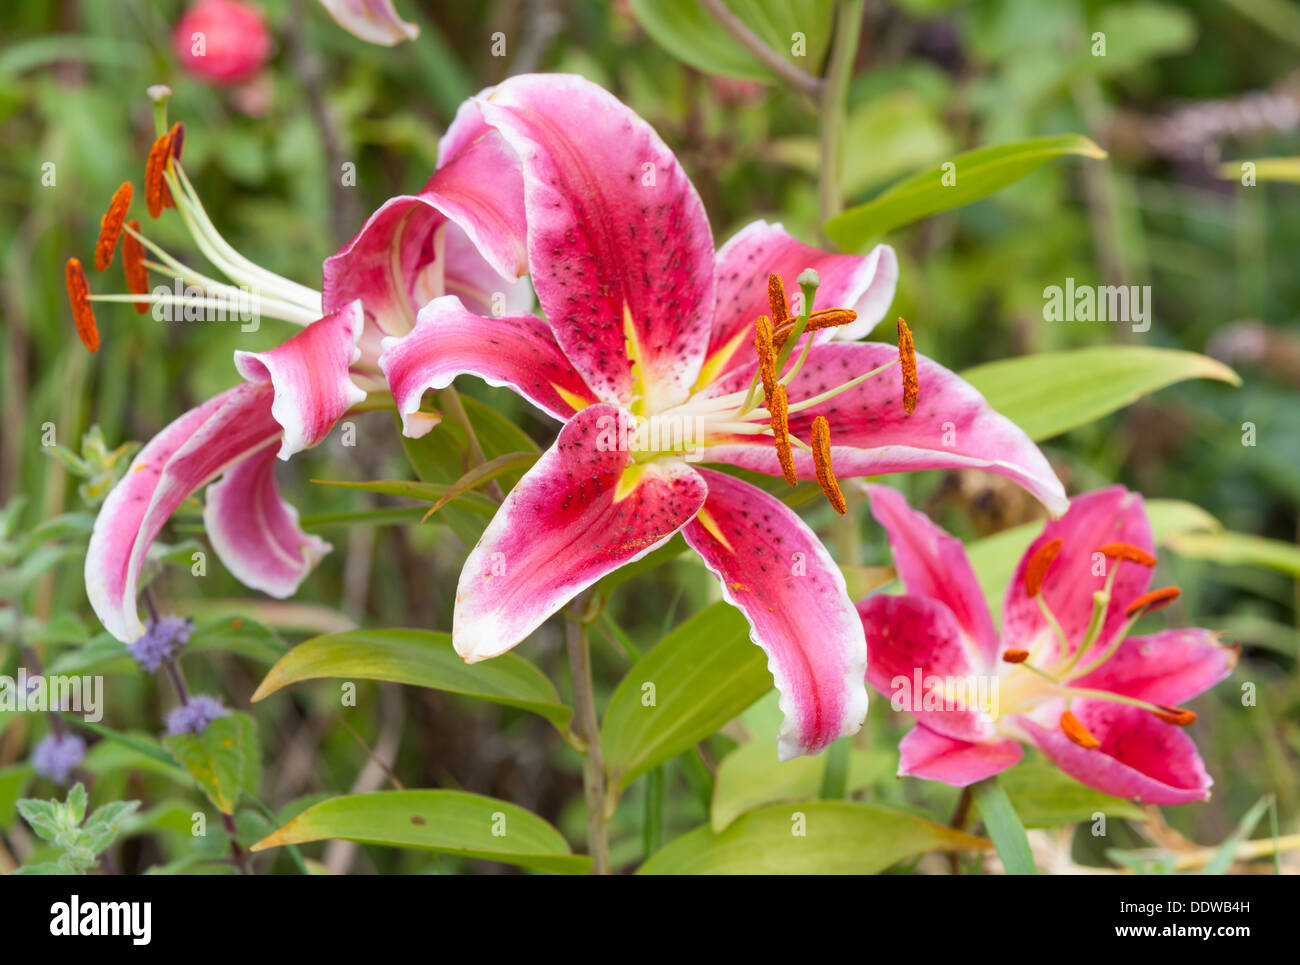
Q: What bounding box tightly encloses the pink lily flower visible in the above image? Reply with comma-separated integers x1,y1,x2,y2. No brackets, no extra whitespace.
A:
378,73,1067,759
859,483,1237,804
79,102,529,643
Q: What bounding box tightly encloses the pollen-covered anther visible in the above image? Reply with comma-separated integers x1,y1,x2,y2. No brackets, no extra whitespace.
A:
769,383,798,487
897,317,918,415
1153,704,1198,726
94,182,133,271
754,313,777,408
1023,537,1064,597
1099,542,1157,567
168,122,186,162
1123,586,1181,617
1002,649,1030,664
65,258,99,353
811,415,846,514
767,272,791,327
1060,710,1100,749
122,219,150,314
145,131,173,219
774,307,858,350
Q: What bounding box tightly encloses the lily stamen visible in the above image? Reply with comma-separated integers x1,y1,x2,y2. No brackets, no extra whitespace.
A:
811,415,846,514
769,383,797,486
1125,586,1181,617
122,219,150,313
64,258,99,352
897,317,918,414
1002,649,1030,663
1060,710,1101,749
1153,705,1198,726
95,182,133,271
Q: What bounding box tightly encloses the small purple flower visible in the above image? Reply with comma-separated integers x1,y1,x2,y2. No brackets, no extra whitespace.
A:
128,615,193,673
165,695,228,736
31,733,87,785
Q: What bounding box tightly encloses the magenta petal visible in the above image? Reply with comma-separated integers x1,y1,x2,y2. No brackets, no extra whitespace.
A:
1072,628,1235,706
85,383,284,642
706,342,1068,515
453,405,708,662
1014,701,1213,805
708,220,898,370
1003,486,1153,663
203,443,330,597
897,724,1022,787
380,295,600,433
865,483,998,667
682,470,868,760
857,594,996,743
321,130,527,341
234,301,367,459
477,73,715,410
317,0,418,46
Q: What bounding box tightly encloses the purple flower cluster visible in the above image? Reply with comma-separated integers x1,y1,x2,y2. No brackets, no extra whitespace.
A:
128,614,193,672
165,695,228,736
31,733,86,784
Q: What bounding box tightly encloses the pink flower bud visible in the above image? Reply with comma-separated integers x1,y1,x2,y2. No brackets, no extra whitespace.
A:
173,0,272,86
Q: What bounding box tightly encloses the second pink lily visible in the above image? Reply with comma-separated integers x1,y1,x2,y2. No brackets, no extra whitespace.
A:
860,484,1236,803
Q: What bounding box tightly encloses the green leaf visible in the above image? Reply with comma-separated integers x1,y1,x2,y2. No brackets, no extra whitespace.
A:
251,628,572,731
0,764,33,827
639,800,988,874
825,134,1106,248
602,602,771,792
1204,795,1275,875
1000,763,1145,827
162,712,260,815
710,739,892,831
400,397,536,544
1218,156,1300,183
972,776,1037,874
1082,3,1197,76
1164,530,1300,579
250,789,588,874
631,0,833,86
421,451,539,521
962,346,1240,442
310,478,497,514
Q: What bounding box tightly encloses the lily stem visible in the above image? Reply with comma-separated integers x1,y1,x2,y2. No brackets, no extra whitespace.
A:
437,388,504,502
818,0,864,231
566,595,610,874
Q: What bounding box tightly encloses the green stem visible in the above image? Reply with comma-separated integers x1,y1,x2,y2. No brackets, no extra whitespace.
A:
437,388,503,502
642,766,663,861
566,599,610,874
818,0,864,231
819,738,851,798
971,776,1037,874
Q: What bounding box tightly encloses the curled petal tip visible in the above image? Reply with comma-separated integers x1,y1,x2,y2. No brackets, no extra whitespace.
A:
317,0,419,46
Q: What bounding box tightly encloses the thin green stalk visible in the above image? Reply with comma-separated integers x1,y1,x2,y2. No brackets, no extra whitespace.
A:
437,388,504,502
819,738,851,798
642,766,664,860
566,599,610,874
818,0,865,230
